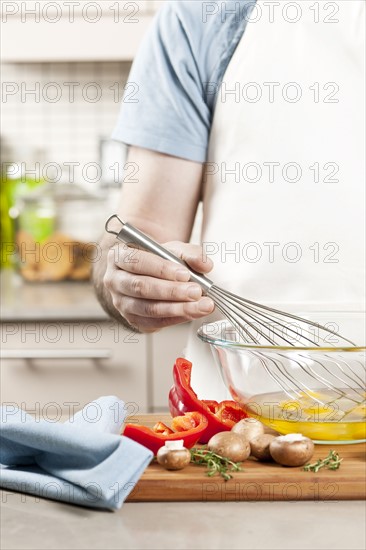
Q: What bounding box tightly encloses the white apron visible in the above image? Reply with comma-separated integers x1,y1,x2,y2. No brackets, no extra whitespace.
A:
186,0,365,399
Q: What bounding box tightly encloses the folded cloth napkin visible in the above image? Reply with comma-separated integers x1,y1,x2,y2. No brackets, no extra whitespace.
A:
0,396,153,510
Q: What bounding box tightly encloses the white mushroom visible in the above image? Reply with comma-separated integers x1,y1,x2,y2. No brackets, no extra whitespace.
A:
208,432,251,462
269,434,314,467
231,418,265,442
250,434,277,462
156,440,191,470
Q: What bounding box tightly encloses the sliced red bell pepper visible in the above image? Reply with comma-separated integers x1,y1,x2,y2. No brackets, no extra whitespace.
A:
123,411,207,455
202,400,219,414
153,422,174,436
169,357,248,443
214,401,248,424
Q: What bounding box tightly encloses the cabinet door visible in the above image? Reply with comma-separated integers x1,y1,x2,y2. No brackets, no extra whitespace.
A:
150,324,191,412
0,321,148,418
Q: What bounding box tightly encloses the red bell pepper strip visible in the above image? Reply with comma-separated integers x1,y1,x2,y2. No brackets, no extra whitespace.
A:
123,411,207,455
201,400,219,414
169,357,248,443
214,401,249,424
153,422,174,436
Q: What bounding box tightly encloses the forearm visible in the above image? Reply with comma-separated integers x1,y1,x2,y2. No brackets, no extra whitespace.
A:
92,146,208,333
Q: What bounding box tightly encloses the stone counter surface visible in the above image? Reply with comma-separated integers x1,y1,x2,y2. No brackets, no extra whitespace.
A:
0,270,108,321
1,492,365,550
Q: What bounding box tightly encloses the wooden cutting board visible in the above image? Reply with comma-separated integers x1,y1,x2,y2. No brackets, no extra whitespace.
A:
126,415,366,502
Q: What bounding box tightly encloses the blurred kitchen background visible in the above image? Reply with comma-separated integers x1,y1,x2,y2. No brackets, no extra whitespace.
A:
0,1,192,417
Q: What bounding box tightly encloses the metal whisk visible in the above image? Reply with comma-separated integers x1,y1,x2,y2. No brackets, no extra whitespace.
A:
252,349,365,408
105,215,357,348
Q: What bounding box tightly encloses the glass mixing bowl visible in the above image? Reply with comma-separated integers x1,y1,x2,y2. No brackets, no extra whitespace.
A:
197,319,366,444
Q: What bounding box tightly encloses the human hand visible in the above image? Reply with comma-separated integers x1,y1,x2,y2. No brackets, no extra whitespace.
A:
103,241,215,332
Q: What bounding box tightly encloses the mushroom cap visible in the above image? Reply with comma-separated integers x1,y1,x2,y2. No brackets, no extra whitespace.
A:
269,434,314,467
231,418,265,442
156,446,191,470
250,434,277,461
208,432,251,462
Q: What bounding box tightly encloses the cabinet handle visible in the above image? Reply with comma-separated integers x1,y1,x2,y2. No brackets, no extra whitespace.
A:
1,349,111,360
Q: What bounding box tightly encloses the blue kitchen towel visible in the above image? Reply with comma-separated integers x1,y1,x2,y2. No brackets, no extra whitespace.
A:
0,396,153,510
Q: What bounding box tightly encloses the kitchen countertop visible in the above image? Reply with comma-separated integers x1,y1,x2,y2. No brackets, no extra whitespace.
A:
0,269,108,321
2,416,365,549
1,269,365,549
1,491,365,550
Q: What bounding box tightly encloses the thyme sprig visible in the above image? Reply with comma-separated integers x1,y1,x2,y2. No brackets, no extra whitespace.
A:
304,450,343,473
190,447,242,481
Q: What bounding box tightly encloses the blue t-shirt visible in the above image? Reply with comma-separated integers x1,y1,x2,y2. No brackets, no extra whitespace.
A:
112,0,255,163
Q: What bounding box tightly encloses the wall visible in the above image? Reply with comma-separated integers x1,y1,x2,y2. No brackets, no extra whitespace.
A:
1,61,131,187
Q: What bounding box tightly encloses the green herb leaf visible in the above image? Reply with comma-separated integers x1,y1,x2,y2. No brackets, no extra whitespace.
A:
190,447,242,481
304,450,343,472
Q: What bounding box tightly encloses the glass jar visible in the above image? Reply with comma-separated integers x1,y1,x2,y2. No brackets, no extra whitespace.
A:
14,183,107,282
1,159,45,268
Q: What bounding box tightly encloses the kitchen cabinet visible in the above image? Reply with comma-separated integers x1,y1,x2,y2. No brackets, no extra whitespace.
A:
0,320,149,416
0,272,194,414
1,1,166,63
0,320,193,415
150,323,191,412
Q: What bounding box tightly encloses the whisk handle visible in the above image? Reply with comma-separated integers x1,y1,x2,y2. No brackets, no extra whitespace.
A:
105,215,213,294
